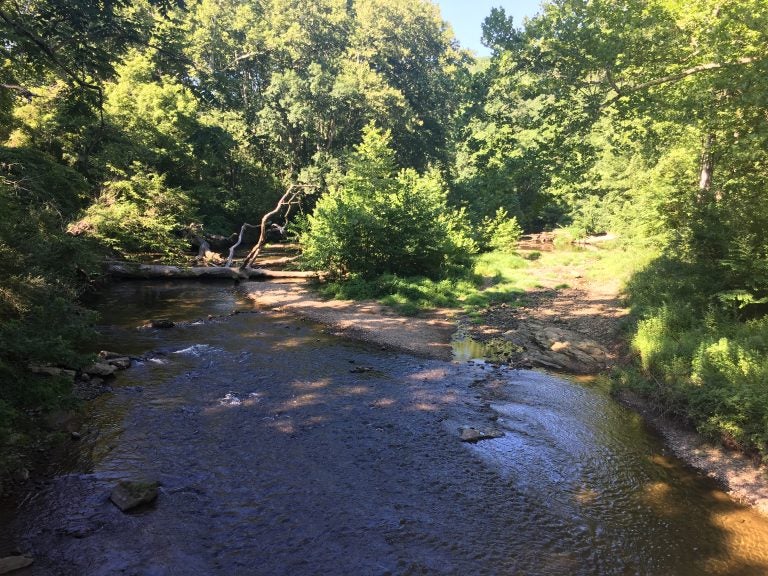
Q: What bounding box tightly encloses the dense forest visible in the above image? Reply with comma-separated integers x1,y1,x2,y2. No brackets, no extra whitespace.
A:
2,0,768,464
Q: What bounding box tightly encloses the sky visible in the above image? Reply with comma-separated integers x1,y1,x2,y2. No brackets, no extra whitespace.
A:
434,0,543,56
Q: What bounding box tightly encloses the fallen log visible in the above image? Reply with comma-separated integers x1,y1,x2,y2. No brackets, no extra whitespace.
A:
247,267,321,279
105,261,320,281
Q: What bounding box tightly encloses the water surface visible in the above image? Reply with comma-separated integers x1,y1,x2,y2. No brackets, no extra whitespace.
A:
8,281,768,575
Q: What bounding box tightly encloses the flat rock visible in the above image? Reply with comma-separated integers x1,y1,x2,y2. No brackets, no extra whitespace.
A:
110,480,160,512
0,556,34,574
502,321,609,374
28,365,76,379
459,426,504,443
85,362,118,377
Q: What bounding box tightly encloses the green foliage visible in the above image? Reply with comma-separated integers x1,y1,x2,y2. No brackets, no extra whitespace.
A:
479,208,523,252
0,148,98,452
300,125,476,278
622,255,768,455
69,166,194,259
319,273,480,316
319,249,531,315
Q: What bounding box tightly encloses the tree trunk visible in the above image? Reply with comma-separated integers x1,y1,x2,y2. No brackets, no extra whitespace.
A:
698,132,715,200
105,261,320,280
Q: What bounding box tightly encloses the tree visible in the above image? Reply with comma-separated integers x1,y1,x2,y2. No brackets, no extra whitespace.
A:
300,124,475,277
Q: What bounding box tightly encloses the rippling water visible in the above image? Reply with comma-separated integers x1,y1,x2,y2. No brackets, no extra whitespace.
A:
7,281,768,575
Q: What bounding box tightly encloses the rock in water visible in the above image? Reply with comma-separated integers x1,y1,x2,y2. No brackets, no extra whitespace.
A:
98,350,123,360
110,480,160,512
459,427,504,443
85,362,118,377
0,556,34,574
148,319,175,329
106,356,131,370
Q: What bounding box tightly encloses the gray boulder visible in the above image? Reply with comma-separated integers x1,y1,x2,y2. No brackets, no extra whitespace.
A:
110,480,160,512
85,362,118,377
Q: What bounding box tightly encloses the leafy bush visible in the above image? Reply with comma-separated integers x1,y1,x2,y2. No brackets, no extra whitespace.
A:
479,208,522,252
69,166,195,258
300,125,476,278
620,254,768,455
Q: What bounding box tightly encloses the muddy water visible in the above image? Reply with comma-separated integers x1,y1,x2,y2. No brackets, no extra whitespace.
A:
7,281,768,575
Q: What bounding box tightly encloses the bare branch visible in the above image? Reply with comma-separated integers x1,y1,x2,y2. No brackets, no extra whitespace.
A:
240,184,317,270
224,222,260,268
605,55,763,104
0,83,36,99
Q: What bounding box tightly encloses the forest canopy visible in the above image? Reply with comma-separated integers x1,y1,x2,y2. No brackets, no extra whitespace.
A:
2,0,768,456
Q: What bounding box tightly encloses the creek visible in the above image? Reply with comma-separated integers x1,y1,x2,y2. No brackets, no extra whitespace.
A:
6,281,768,575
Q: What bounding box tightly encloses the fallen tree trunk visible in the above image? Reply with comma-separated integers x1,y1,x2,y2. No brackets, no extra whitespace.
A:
105,261,320,280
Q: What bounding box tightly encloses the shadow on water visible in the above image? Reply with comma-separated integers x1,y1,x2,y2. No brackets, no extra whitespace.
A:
4,281,768,575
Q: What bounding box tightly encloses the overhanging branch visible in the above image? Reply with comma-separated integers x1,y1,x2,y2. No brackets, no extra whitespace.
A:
0,7,102,94
605,55,763,104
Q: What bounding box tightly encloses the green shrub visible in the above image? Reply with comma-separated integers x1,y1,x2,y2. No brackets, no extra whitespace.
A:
0,150,99,459
69,165,195,258
300,125,476,278
620,254,768,455
479,208,523,252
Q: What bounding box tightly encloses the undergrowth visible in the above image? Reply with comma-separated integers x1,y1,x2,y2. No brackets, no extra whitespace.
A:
615,255,768,457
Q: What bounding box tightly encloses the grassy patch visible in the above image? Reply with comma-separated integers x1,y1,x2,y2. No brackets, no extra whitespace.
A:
318,250,531,315
318,244,656,317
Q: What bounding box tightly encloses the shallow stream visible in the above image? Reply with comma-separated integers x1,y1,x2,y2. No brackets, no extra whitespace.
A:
6,281,768,575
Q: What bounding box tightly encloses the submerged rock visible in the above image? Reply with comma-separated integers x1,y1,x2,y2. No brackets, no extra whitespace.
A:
459,427,504,443
350,366,374,374
0,556,34,574
11,468,29,483
110,480,160,512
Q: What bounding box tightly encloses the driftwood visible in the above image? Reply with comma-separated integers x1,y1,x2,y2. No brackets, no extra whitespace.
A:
105,261,319,280
239,184,316,269
224,222,259,268
191,237,225,265
573,233,618,245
